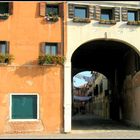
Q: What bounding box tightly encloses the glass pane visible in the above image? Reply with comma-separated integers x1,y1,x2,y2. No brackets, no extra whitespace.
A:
12,95,37,119
0,2,9,14
101,9,112,20
0,44,6,54
75,7,87,18
45,45,51,55
128,11,137,21
46,5,59,15
51,45,57,55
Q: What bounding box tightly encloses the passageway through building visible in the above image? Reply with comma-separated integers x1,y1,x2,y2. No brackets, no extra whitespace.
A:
71,39,140,131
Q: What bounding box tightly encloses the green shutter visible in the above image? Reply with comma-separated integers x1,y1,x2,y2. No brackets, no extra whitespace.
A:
12,95,37,119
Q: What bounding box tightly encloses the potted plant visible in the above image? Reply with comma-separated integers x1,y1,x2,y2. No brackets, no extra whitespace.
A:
0,53,14,65
0,13,9,20
44,12,59,22
127,20,140,25
38,54,65,65
99,19,116,25
73,17,91,23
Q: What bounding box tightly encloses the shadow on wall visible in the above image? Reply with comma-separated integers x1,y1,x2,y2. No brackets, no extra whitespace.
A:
118,23,139,32
14,60,57,78
67,20,91,27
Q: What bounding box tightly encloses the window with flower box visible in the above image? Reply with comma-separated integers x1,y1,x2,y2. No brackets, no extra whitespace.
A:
0,41,14,65
43,43,58,55
127,10,140,25
0,41,8,55
122,7,140,25
38,42,65,65
40,2,63,22
99,8,117,25
0,2,13,20
73,6,91,23
68,4,92,23
128,10,138,21
74,7,88,18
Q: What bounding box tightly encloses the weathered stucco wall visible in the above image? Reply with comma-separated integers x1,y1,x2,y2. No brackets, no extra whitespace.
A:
0,2,66,134
122,71,140,127
0,66,64,134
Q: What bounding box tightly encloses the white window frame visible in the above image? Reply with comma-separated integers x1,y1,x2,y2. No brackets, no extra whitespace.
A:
9,93,40,122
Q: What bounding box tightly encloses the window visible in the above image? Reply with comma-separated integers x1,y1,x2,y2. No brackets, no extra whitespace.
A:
10,94,39,120
44,43,58,55
128,10,138,21
99,82,103,93
0,41,8,55
0,2,9,14
46,5,59,16
101,9,113,20
74,7,88,18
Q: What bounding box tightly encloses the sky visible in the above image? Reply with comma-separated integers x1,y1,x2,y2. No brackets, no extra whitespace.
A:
73,71,92,87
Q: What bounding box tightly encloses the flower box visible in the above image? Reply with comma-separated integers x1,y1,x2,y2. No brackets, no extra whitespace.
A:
44,12,59,22
99,19,116,25
127,21,140,25
0,54,14,64
73,17,91,23
0,13,9,20
38,55,65,65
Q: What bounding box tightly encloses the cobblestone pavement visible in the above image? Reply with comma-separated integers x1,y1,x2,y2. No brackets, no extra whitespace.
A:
1,114,140,139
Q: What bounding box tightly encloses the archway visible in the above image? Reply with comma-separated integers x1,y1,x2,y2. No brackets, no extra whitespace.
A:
64,38,140,132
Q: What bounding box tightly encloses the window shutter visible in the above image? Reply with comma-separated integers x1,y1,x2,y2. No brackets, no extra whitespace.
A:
114,7,120,22
0,43,1,53
9,2,13,15
122,7,128,21
57,43,61,55
40,42,46,55
95,5,101,20
88,5,95,19
68,4,74,18
40,2,46,16
6,41,9,54
59,3,64,18
138,10,140,20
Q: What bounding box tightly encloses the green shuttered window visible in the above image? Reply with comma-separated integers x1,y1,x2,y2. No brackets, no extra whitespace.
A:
12,95,38,119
